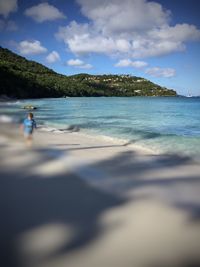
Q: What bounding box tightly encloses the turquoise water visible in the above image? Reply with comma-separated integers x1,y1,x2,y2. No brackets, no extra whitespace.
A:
0,97,200,157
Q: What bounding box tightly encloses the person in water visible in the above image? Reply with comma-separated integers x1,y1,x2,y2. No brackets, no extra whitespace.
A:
21,113,37,146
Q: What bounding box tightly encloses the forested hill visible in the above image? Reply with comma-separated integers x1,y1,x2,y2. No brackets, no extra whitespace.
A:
0,47,177,98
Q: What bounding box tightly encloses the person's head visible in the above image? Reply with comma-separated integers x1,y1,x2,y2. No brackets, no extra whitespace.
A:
28,113,34,120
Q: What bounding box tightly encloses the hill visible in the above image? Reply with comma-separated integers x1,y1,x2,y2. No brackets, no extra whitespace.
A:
0,47,177,98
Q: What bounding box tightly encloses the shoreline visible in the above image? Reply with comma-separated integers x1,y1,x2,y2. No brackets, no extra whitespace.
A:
1,108,200,160
39,125,157,155
1,96,200,161
0,123,200,267
38,124,200,160
3,120,199,159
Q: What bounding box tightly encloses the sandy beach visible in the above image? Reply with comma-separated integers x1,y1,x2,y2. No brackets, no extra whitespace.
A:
0,123,200,267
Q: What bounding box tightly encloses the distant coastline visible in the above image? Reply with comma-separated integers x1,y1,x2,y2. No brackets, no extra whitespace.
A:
0,46,177,99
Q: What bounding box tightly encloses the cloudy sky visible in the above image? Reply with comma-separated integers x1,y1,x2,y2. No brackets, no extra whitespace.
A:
0,0,200,95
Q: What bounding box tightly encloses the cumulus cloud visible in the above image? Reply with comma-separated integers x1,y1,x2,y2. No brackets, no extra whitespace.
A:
145,67,176,78
24,2,66,23
0,0,17,18
67,59,92,69
77,0,170,34
46,51,60,63
56,21,131,55
18,40,47,55
56,0,200,58
115,59,148,68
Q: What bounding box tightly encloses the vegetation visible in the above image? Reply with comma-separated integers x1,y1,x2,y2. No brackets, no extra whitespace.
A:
0,46,177,98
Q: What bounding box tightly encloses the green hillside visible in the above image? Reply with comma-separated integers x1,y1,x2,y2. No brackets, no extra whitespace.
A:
0,47,177,98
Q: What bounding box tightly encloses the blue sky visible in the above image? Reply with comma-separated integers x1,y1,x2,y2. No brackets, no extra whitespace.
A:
0,0,200,96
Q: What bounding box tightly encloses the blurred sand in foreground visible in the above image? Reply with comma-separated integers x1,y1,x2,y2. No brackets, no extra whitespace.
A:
0,123,200,267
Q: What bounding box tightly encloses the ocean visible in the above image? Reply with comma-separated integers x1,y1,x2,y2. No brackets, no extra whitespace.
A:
0,97,200,158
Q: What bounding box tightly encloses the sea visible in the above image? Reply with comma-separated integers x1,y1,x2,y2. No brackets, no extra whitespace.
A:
0,97,200,158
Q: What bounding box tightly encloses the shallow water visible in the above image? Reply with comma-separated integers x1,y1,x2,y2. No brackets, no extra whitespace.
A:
0,97,200,157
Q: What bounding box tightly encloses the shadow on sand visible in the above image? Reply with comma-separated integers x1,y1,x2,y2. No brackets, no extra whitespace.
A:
0,143,200,267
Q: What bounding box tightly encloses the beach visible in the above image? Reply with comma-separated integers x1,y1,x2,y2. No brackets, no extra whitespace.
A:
1,0,200,264
0,123,200,267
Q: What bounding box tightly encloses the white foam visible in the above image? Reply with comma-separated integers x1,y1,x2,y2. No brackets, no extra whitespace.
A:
39,126,69,133
39,126,57,132
0,115,14,123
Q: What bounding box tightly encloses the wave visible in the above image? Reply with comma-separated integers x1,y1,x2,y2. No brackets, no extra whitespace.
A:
0,100,22,106
39,124,80,133
0,115,14,123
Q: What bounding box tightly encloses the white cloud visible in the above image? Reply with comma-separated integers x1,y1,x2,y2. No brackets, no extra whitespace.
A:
115,59,148,68
56,21,131,55
0,0,17,18
24,2,66,23
67,58,92,69
145,67,176,78
46,51,60,63
67,59,84,66
150,23,200,42
56,0,200,59
18,40,47,55
77,0,171,35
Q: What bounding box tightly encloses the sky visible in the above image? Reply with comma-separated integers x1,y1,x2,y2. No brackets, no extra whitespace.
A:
0,0,200,96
